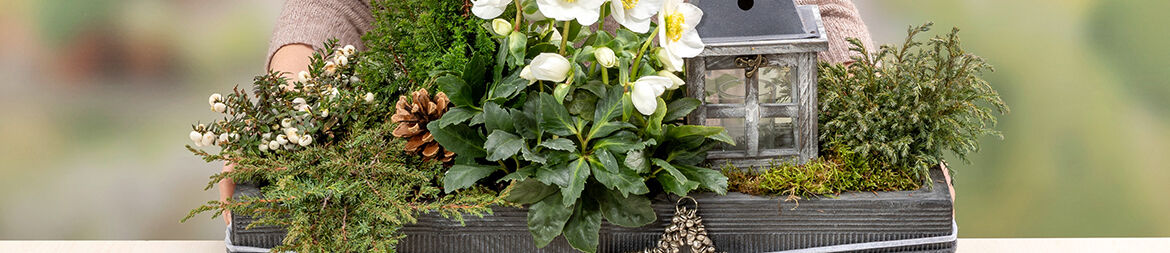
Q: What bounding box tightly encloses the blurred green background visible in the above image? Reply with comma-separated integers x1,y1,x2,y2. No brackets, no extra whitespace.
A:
0,0,1166,239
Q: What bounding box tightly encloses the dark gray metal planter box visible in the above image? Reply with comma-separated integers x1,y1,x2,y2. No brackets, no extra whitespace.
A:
229,167,955,252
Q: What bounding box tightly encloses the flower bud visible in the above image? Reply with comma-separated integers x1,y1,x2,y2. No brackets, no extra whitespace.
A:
218,133,229,144
262,133,272,140
201,132,217,147
211,103,227,113
529,53,571,82
268,140,280,150
320,109,330,118
196,124,206,131
335,55,348,67
229,133,239,140
189,131,203,143
323,61,338,76
594,47,618,68
519,66,536,84
298,134,313,146
258,143,269,152
297,71,312,83
491,19,513,36
281,118,293,128
276,134,288,145
341,45,356,57
208,93,222,106
364,92,376,103
657,70,685,90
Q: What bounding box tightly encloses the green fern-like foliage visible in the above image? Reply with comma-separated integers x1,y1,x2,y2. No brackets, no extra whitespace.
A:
358,0,497,96
818,23,1009,180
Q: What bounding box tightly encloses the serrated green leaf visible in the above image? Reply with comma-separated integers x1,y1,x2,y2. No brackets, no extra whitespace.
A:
528,194,573,248
664,98,701,122
485,130,524,161
539,93,577,136
590,157,649,197
591,131,643,153
561,157,592,207
535,162,571,187
540,138,577,151
652,158,698,196
675,164,729,195
520,146,547,164
504,178,559,204
437,75,475,107
592,81,624,124
624,149,649,173
483,102,515,133
489,72,528,102
434,106,477,128
443,164,498,193
586,121,634,141
499,164,537,182
595,188,654,227
563,198,601,253
427,121,486,158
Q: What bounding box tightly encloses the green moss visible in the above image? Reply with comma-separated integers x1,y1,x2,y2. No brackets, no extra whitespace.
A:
725,148,920,197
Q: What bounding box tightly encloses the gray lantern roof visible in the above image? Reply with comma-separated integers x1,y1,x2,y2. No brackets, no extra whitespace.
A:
691,1,828,56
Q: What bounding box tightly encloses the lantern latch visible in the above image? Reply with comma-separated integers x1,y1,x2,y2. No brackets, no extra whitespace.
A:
735,55,767,78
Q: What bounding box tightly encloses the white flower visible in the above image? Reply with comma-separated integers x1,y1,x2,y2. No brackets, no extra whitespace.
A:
320,109,330,118
471,0,512,19
201,132,217,147
276,134,289,145
657,0,704,61
284,128,300,143
536,0,606,25
189,131,203,143
593,47,617,68
267,140,280,150
328,88,340,99
630,76,671,115
655,47,683,72
211,102,227,113
341,45,356,57
529,53,571,82
349,76,360,84
519,66,536,84
196,124,206,131
281,118,293,128
610,0,663,33
292,98,310,111
208,93,222,106
492,19,513,36
262,133,272,140
218,133,230,144
229,133,239,140
298,134,313,146
296,71,312,83
335,55,348,67
258,143,269,152
549,29,563,45
322,61,338,76
364,92,376,103
657,70,685,90
292,97,306,106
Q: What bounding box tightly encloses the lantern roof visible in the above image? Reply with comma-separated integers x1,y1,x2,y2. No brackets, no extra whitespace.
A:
691,1,829,57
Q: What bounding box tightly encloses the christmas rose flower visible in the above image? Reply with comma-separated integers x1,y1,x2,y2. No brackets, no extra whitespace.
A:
657,0,704,65
655,47,683,72
536,0,606,25
610,0,663,33
519,65,536,84
657,70,685,89
630,76,671,115
529,53,571,82
471,0,511,19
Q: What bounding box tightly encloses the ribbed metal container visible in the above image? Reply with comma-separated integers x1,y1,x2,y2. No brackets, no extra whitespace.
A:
230,168,954,252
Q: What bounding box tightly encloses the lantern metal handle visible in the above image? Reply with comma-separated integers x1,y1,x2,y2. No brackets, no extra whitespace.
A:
735,54,767,78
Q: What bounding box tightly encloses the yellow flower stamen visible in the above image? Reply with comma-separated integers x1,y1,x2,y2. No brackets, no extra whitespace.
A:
665,12,684,42
621,0,639,9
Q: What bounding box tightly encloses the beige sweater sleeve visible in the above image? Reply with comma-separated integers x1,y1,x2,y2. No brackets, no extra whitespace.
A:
794,0,875,64
266,0,374,69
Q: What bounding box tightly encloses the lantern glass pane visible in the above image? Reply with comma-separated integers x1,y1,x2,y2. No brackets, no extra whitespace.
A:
758,65,793,104
703,69,746,104
759,117,795,150
705,118,746,151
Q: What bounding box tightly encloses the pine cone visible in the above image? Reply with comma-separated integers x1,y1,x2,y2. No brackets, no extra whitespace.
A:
391,89,455,162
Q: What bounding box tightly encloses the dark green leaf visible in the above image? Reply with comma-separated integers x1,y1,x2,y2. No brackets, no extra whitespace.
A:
437,75,475,107
483,102,515,133
507,32,527,66
664,98,701,122
563,197,601,253
652,159,698,196
595,188,654,227
462,54,488,87
561,157,592,207
540,138,577,151
485,130,524,161
427,121,485,158
526,43,560,58
539,93,577,136
499,164,537,182
513,108,541,139
592,85,624,123
646,98,667,138
505,178,559,204
591,131,644,153
527,194,573,248
590,155,649,196
520,146,547,164
434,106,477,128
443,164,498,193
675,164,729,195
623,149,649,173
566,90,598,116
489,72,529,102
535,162,571,187
586,121,633,140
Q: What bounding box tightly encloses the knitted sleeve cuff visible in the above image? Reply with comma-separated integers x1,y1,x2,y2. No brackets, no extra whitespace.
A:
265,0,373,70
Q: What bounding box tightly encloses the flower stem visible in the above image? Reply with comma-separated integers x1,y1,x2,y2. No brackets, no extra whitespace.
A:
559,21,571,55
630,29,659,80
513,0,523,31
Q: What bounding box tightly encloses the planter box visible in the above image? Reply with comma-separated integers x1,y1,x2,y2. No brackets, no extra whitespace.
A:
230,168,955,252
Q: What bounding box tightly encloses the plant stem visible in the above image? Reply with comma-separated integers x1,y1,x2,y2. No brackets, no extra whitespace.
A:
559,21,571,55
513,0,523,31
601,67,609,85
629,29,659,80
